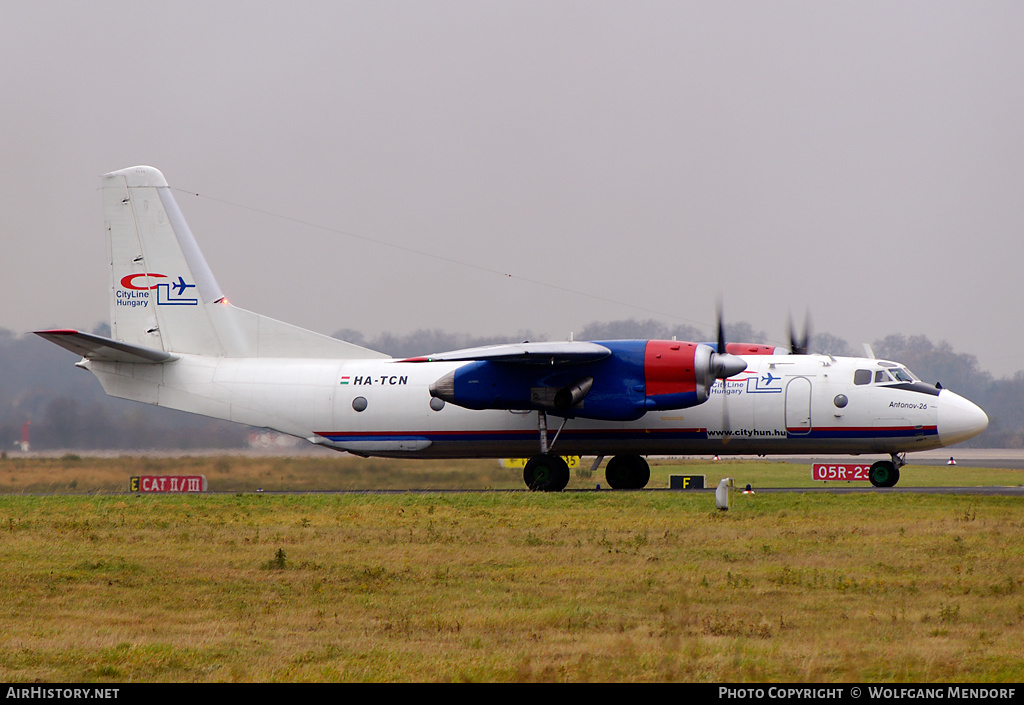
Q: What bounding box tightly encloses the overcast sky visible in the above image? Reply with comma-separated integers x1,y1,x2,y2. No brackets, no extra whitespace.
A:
3,1,1023,376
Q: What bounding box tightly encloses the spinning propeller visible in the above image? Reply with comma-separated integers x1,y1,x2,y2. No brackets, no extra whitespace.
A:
789,312,812,355
710,303,747,379
712,303,747,442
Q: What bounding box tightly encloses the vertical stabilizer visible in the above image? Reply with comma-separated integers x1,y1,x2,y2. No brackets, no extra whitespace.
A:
103,166,387,359
105,166,224,353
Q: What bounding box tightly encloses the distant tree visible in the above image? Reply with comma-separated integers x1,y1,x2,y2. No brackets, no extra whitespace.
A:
981,372,1024,448
0,330,247,450
871,334,992,393
576,319,707,342
335,328,535,358
810,332,853,357
331,328,368,347
576,319,659,340
38,397,84,448
722,322,767,345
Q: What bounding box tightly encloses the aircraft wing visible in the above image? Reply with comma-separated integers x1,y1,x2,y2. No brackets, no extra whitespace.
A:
400,341,611,364
35,329,178,364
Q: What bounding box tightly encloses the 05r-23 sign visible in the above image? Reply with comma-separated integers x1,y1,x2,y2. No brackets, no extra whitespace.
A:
811,464,872,482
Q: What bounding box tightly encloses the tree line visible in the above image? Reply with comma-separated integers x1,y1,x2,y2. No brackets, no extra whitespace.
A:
2,321,1019,450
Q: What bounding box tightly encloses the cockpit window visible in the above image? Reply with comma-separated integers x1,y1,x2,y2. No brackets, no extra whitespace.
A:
873,362,922,383
875,370,893,383
892,368,915,382
854,369,872,385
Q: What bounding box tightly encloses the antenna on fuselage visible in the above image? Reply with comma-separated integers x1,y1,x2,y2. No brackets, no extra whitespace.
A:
862,343,876,359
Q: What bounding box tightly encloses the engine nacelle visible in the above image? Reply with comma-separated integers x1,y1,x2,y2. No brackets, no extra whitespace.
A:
429,340,746,421
643,340,709,411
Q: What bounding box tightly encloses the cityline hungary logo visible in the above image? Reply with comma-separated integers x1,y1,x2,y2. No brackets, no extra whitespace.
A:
117,273,198,308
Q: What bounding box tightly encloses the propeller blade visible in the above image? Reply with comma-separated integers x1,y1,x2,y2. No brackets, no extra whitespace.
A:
789,312,811,355
714,301,741,443
717,302,726,354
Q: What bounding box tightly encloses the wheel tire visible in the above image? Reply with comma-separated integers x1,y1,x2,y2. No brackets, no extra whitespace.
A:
887,465,901,487
869,461,900,488
605,455,651,490
524,455,570,492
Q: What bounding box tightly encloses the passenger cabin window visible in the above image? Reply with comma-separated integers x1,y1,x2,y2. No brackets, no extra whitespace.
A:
854,369,872,385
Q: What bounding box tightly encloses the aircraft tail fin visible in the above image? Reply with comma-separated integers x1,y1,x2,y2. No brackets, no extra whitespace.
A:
103,166,387,359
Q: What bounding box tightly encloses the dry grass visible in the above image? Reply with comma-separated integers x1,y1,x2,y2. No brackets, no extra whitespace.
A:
1,452,1021,494
1,455,1023,682
0,453,520,494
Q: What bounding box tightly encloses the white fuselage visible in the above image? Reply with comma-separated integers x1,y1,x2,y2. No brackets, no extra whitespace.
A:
40,166,990,485
83,352,986,459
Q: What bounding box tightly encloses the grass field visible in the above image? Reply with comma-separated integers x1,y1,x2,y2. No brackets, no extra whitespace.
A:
2,452,1023,494
1,454,1023,682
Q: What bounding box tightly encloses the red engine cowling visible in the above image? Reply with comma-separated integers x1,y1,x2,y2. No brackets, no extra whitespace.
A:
724,343,785,355
645,340,699,395
643,340,725,410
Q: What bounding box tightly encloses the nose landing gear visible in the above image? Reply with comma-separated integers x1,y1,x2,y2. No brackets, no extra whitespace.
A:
868,453,906,488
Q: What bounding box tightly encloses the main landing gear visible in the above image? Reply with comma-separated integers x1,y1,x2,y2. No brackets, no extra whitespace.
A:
523,454,571,492
604,454,650,490
523,411,652,491
522,453,652,491
522,410,570,491
868,453,906,488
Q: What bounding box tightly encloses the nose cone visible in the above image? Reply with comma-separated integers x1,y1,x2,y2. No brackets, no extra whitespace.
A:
938,390,989,446
711,352,747,379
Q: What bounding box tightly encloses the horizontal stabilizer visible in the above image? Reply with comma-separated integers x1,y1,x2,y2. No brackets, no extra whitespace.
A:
34,329,177,364
401,341,611,365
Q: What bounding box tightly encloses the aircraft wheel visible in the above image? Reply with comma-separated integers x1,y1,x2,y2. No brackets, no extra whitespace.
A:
524,455,570,492
868,460,900,488
605,455,651,490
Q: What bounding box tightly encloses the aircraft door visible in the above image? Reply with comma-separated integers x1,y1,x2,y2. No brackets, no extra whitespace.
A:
785,377,812,435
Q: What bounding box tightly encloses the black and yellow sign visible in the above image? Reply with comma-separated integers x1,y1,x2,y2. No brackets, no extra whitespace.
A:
669,475,706,490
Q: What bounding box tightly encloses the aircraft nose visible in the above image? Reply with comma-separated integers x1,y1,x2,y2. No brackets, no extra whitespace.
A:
938,390,989,446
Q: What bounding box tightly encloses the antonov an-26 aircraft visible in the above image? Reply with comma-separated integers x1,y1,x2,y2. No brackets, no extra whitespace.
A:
37,166,989,490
